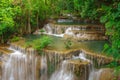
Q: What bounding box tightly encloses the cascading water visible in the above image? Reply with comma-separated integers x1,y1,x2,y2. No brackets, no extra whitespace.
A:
77,53,102,80
1,46,48,80
41,23,106,40
72,52,90,62
1,46,106,80
44,24,53,34
88,69,103,80
65,27,74,36
43,24,81,38
50,52,91,80
2,47,37,80
40,56,47,80
51,52,104,80
72,52,103,80
50,61,75,80
43,24,64,37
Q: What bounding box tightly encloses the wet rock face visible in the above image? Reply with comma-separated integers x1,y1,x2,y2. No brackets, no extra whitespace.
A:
67,60,91,80
99,68,114,80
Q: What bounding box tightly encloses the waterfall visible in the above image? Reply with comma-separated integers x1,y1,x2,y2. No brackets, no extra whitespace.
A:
50,52,91,80
41,23,107,40
40,56,47,80
47,52,106,80
43,24,64,37
88,67,103,80
72,52,90,62
75,52,102,80
44,24,53,34
2,47,37,80
1,45,109,80
72,52,104,80
50,61,75,80
65,27,74,36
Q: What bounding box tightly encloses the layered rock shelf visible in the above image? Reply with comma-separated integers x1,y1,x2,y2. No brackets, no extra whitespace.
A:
44,49,113,67
42,23,107,40
9,43,114,66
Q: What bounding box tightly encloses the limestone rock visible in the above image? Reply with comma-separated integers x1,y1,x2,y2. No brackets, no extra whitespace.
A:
99,68,114,80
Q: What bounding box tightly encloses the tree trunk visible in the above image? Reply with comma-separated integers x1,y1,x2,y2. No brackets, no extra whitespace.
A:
1,33,4,43
28,0,31,34
28,12,31,34
37,13,39,29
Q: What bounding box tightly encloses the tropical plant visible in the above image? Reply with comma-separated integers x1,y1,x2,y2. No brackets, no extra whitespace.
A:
0,0,21,43
65,39,72,49
10,36,20,42
33,36,52,55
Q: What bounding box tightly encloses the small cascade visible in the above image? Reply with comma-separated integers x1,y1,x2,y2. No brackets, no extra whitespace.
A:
72,52,105,80
41,23,106,40
65,27,74,36
44,24,53,34
50,61,75,80
40,56,47,80
87,53,108,80
72,52,90,62
88,69,103,80
43,24,64,37
1,46,49,80
50,52,91,80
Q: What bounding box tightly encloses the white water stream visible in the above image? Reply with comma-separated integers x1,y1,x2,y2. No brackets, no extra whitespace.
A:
50,61,74,80
43,24,80,37
43,24,64,37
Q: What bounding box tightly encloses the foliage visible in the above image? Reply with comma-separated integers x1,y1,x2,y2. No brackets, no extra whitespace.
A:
101,2,120,60
114,66,120,76
0,0,120,67
65,39,72,49
0,0,21,43
39,29,45,34
10,36,20,42
99,1,120,76
33,36,52,55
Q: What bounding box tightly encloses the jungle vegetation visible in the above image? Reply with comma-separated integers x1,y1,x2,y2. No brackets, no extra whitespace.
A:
0,0,120,69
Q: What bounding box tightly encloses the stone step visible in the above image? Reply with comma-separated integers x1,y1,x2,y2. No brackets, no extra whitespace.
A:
72,30,105,34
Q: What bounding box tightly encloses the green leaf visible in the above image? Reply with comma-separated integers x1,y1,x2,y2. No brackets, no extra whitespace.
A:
105,21,115,28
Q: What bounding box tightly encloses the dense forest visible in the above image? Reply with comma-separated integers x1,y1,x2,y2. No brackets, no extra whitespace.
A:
0,0,120,69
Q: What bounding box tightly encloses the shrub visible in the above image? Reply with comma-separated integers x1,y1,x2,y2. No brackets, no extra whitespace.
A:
39,29,45,34
11,36,20,42
39,29,45,33
65,39,72,49
33,36,52,55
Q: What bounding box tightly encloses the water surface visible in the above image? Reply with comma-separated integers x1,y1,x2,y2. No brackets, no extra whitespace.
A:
23,34,107,53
